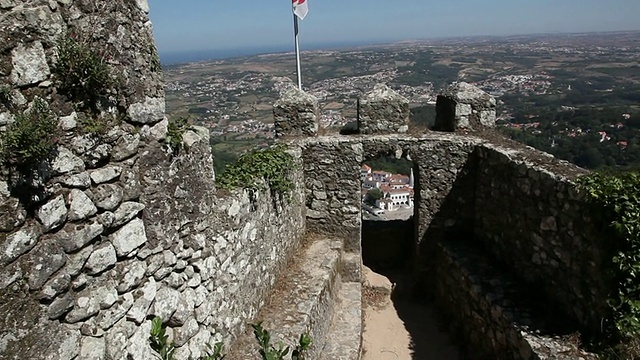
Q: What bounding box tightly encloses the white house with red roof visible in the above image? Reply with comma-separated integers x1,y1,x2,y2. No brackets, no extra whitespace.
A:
360,164,372,181
371,170,391,183
362,166,414,212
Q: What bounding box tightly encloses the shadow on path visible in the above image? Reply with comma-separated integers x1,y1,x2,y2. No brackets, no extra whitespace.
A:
363,266,463,360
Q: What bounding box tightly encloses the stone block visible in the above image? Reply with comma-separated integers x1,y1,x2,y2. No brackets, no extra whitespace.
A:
92,183,124,211
90,165,123,184
273,86,318,138
1,222,42,265
110,218,147,257
52,147,85,175
126,278,157,324
358,83,409,134
10,41,50,86
23,239,66,290
434,82,497,132
67,189,98,221
85,242,117,275
36,194,67,231
56,220,104,253
127,96,165,124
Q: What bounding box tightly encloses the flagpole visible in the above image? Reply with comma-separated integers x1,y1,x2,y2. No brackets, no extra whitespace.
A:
293,12,303,90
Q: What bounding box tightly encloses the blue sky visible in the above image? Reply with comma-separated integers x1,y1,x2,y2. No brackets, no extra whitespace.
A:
149,0,640,57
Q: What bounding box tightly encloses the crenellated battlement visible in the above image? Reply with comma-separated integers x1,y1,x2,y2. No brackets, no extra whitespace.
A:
0,2,608,359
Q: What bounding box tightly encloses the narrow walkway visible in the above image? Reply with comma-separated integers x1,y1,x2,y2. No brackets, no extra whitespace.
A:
361,266,461,360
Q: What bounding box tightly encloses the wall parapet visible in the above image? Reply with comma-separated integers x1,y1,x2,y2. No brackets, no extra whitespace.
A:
0,122,307,359
358,84,410,135
301,132,609,341
273,86,319,138
474,142,608,333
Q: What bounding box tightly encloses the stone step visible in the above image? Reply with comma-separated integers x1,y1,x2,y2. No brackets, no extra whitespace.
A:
227,237,343,360
431,239,597,360
340,252,362,283
319,281,363,360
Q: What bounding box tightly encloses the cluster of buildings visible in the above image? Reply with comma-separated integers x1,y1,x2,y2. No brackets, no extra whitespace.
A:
360,164,415,214
475,74,553,97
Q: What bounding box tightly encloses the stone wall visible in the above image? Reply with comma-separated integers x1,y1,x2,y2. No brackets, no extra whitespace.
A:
0,127,306,359
0,1,619,356
434,82,496,132
301,131,612,336
0,0,163,127
302,138,363,248
433,240,538,360
358,84,409,135
273,87,319,138
474,143,610,333
0,1,307,359
301,134,479,274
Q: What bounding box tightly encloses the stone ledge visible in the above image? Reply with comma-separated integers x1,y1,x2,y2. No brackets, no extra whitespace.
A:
320,281,362,360
432,239,596,360
228,238,343,359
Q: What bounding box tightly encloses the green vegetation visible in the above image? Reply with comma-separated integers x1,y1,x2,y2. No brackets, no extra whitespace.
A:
0,84,10,105
339,121,359,135
502,106,640,170
54,32,116,108
217,144,295,196
366,157,412,176
0,98,59,170
251,322,311,360
149,318,310,360
365,188,383,206
210,135,273,176
149,317,225,360
579,171,640,357
77,113,119,137
410,104,436,128
149,317,175,360
166,117,191,151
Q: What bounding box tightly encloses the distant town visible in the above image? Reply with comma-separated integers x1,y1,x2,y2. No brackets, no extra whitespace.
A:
360,164,415,221
164,31,640,171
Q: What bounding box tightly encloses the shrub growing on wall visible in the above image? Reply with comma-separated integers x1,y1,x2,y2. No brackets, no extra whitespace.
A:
0,98,60,170
217,144,295,197
165,117,190,152
579,171,640,341
54,32,117,109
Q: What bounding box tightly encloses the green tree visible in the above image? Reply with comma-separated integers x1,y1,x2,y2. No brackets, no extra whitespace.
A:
365,188,383,205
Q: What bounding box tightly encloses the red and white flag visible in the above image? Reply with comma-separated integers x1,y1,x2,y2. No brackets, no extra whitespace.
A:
292,0,308,20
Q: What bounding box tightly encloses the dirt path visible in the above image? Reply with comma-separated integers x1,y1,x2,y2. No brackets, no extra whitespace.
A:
361,267,461,360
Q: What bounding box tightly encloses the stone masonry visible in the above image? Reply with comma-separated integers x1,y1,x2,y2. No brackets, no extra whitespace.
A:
0,1,308,359
358,84,410,134
0,1,620,359
273,86,319,138
434,82,497,131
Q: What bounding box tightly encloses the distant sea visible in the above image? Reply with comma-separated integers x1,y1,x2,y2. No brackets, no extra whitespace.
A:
158,40,396,65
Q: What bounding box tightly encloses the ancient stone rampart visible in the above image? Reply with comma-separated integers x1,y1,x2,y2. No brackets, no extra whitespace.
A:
474,143,609,333
0,1,616,359
0,1,307,359
298,132,608,358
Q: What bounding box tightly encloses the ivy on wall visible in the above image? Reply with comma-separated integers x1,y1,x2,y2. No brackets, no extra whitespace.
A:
217,144,295,197
579,171,640,340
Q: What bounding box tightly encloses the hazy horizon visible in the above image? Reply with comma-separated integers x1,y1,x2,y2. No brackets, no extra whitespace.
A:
149,0,640,64
158,29,640,65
